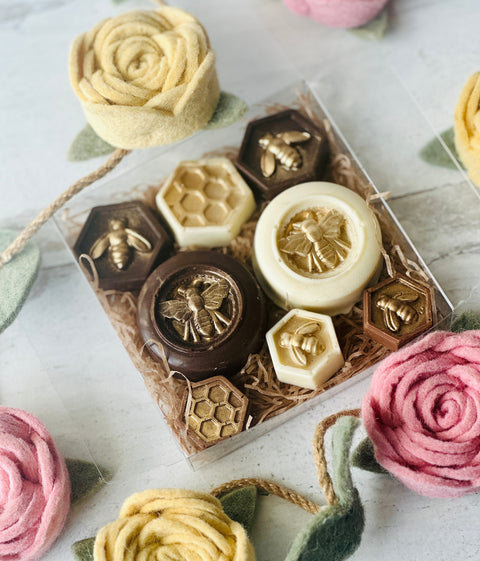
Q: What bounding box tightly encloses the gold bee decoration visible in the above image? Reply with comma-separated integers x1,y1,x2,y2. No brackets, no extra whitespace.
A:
278,321,325,367
159,277,232,343
90,217,152,271
258,130,311,178
364,275,436,351
278,208,351,275
376,292,419,333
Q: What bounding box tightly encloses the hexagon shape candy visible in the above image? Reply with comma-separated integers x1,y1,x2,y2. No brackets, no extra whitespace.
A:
266,309,344,390
156,157,255,248
183,376,249,447
236,109,329,200
73,201,172,291
363,275,436,351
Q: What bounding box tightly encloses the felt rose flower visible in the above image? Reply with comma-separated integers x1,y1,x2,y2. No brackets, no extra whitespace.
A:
362,330,480,498
0,407,71,561
454,72,480,187
94,489,256,561
69,8,220,149
283,0,389,28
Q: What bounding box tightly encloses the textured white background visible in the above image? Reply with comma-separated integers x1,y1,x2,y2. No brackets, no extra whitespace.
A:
1,0,480,560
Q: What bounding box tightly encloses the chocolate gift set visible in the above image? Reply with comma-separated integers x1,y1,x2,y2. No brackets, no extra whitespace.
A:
55,82,453,467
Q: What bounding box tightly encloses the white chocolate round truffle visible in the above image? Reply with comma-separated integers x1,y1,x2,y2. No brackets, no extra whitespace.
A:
253,182,383,315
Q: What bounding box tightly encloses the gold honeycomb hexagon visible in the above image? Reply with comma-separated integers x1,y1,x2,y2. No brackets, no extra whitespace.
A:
183,375,249,446
156,157,255,248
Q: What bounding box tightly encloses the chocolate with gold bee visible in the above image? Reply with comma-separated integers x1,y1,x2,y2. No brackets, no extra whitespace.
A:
253,182,383,315
73,201,172,291
137,251,267,382
236,109,329,200
363,275,436,350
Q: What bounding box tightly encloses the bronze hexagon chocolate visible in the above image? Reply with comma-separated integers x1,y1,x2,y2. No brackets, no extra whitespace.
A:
363,275,436,350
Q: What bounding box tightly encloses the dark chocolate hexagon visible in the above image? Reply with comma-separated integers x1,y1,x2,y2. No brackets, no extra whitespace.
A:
363,275,436,351
73,201,172,291
236,109,329,200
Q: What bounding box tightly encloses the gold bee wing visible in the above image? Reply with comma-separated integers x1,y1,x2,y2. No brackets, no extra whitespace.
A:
202,280,230,310
393,292,419,303
90,233,111,260
158,299,192,322
296,321,319,335
261,150,276,178
125,229,152,252
277,131,311,145
384,308,400,332
317,211,343,239
278,232,312,257
317,211,351,258
292,346,308,367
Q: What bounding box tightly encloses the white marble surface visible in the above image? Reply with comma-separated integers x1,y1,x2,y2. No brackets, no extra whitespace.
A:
1,0,480,560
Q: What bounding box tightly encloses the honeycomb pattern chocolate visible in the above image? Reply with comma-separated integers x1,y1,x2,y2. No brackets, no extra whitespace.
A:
184,376,249,445
156,157,255,247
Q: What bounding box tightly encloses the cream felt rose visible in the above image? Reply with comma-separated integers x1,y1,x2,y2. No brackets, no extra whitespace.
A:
94,489,256,561
69,8,220,149
362,330,480,498
454,72,480,186
0,407,71,561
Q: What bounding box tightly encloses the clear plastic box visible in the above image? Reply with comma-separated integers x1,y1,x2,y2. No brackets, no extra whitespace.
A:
53,80,475,468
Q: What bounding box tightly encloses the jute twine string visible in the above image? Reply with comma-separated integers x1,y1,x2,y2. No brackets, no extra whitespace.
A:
0,148,130,269
211,409,361,513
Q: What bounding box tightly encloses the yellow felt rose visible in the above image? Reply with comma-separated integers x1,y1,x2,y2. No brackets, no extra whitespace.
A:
454,71,480,186
94,489,256,561
69,8,220,149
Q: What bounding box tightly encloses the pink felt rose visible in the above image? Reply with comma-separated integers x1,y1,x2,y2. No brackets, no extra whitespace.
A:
362,330,480,498
0,407,71,561
283,0,389,28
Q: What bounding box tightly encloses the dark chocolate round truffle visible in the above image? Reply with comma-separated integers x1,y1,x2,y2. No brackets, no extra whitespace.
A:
137,251,266,381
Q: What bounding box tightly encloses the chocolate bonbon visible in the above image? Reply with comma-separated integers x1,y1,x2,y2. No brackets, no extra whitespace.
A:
363,275,436,350
137,251,266,381
182,376,249,446
266,309,344,389
253,182,383,315
156,157,255,247
73,201,171,291
236,109,329,200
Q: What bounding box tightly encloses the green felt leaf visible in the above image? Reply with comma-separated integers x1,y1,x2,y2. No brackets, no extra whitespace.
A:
68,124,115,162
0,229,40,334
204,92,248,130
72,537,95,561
351,437,388,474
350,9,388,40
419,127,465,170
66,458,113,505
451,310,480,333
285,416,364,561
219,486,258,533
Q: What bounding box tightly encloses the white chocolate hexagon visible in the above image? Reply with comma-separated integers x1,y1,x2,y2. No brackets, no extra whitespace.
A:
266,309,344,390
156,157,255,248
